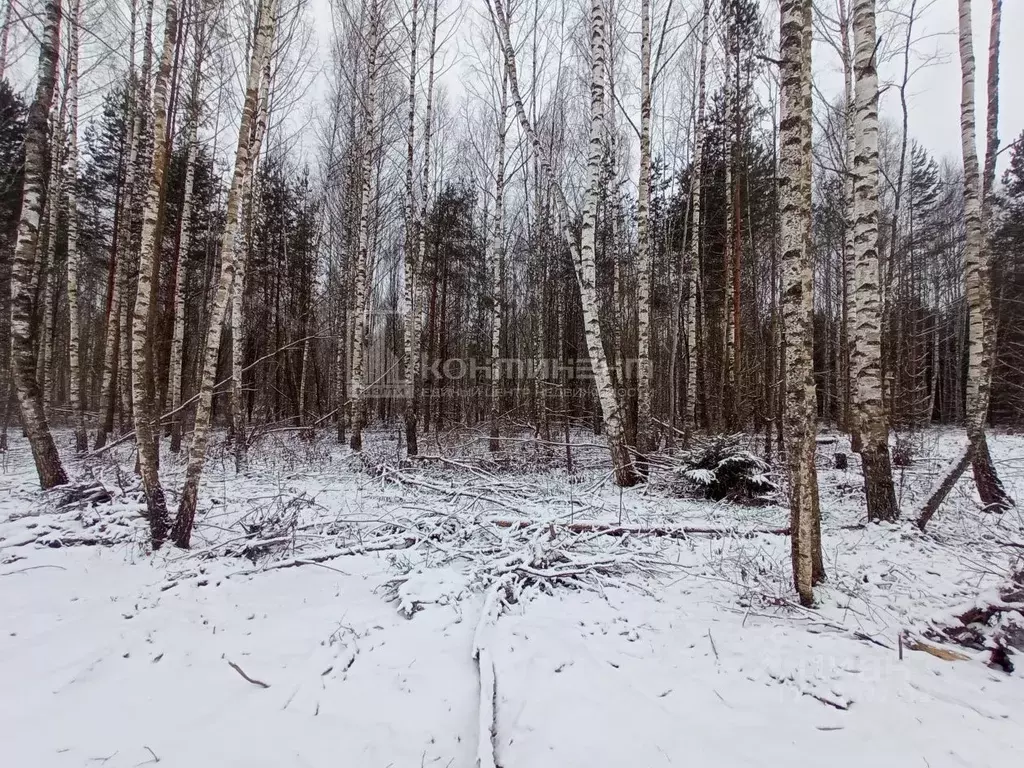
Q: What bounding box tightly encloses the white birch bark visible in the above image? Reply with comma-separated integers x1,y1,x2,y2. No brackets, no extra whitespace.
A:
231,59,271,472
66,0,86,454
348,3,382,452
402,0,420,455
486,0,637,486
850,0,898,522
488,68,508,453
9,0,66,488
958,0,1012,510
779,0,819,606
131,0,179,548
172,0,277,548
686,0,709,439
837,0,856,438
635,0,653,459
168,5,208,455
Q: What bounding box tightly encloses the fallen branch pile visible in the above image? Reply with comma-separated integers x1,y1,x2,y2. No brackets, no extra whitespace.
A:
918,564,1024,673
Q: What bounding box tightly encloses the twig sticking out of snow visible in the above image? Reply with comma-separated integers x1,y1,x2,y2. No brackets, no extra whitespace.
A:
226,659,271,688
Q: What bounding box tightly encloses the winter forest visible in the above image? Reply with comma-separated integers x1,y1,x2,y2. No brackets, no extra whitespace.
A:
2,0,1024,763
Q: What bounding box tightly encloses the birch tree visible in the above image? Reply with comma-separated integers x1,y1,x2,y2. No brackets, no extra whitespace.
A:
131,0,180,547
9,0,66,489
959,0,1011,510
634,0,654,460
779,0,821,606
488,67,508,453
850,0,898,522
172,0,278,548
402,0,420,455
168,1,210,455
348,0,382,453
686,0,709,440
65,0,86,453
486,0,638,487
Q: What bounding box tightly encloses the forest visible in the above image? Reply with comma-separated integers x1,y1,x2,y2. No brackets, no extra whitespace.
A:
1,0,1023,765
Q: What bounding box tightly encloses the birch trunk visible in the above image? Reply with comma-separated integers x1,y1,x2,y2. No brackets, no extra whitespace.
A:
686,0,709,441
850,0,898,522
9,0,66,489
168,8,207,455
487,0,637,486
722,10,735,431
0,0,12,81
634,0,653,460
66,0,86,453
231,60,271,472
959,0,1012,510
348,5,381,453
172,0,277,548
780,0,820,606
131,0,179,548
402,0,420,455
489,69,508,453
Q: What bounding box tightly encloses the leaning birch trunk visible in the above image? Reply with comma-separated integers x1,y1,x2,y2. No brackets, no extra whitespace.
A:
488,69,508,453
168,10,207,455
401,0,420,456
953,0,1011,512
131,0,179,549
9,0,66,489
850,0,898,522
685,0,709,441
487,0,637,486
231,60,271,472
779,0,820,606
65,0,86,454
172,0,277,548
634,0,653,462
348,6,381,453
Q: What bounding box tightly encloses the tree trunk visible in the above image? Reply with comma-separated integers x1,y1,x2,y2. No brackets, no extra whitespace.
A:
9,0,67,489
348,5,382,453
65,0,86,454
634,0,653,462
172,0,277,548
488,0,637,486
851,0,898,522
131,0,179,548
168,7,207,455
780,0,821,606
958,0,1012,511
489,69,508,453
686,0,709,443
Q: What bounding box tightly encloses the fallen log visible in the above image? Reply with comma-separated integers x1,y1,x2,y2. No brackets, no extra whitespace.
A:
489,519,790,538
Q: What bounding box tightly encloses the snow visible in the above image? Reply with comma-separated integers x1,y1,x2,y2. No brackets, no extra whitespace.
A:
2,427,1023,767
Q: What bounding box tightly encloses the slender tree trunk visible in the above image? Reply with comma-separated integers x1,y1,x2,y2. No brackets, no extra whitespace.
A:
780,0,821,606
231,60,270,472
9,0,66,489
402,0,420,456
131,0,179,548
66,0,86,453
958,0,1012,511
487,0,637,486
686,0,709,443
348,5,381,453
168,7,207,455
172,0,277,548
634,0,653,462
488,69,508,453
851,0,898,522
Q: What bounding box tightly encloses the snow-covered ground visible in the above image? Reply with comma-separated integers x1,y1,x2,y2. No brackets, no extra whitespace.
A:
2,427,1023,767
